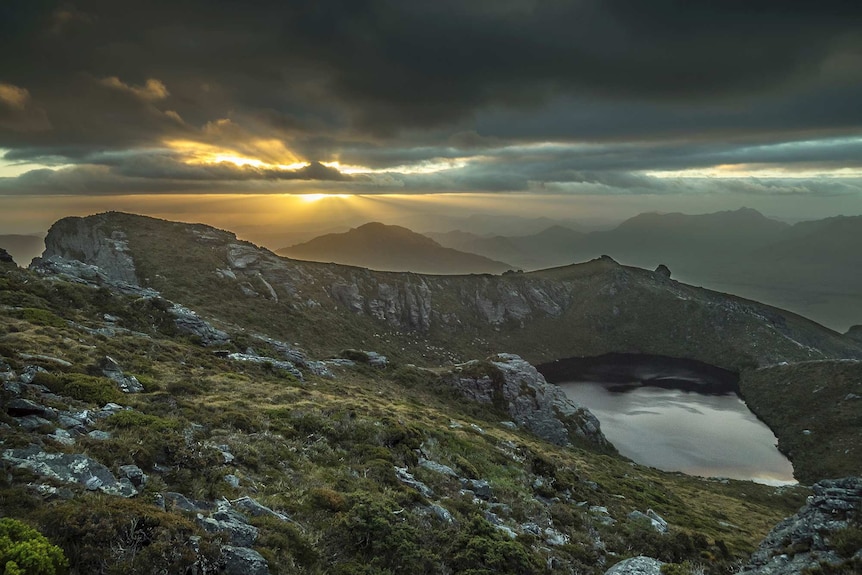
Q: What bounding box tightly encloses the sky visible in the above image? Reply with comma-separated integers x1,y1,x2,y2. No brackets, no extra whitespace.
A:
2,1,862,240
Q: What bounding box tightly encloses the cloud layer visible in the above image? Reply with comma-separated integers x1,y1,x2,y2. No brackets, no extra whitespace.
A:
1,0,861,202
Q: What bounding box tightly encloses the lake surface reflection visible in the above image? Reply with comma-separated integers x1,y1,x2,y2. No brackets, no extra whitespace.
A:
556,374,795,485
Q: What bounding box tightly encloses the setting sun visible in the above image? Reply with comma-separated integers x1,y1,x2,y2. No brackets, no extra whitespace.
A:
299,193,350,202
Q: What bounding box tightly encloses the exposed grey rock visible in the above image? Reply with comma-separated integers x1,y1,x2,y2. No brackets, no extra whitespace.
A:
629,510,668,533
739,477,862,575
448,354,612,449
224,474,240,488
226,352,303,380
461,478,492,500
7,398,53,418
418,457,459,477
87,430,112,440
164,492,202,512
604,556,663,575
232,496,289,521
19,365,47,384
1,446,138,497
169,303,230,345
119,464,148,488
99,356,144,393
544,527,569,546
428,503,455,524
221,545,269,575
18,353,73,367
197,503,258,547
15,415,53,431
654,264,672,279
394,466,434,498
48,429,75,446
41,217,139,284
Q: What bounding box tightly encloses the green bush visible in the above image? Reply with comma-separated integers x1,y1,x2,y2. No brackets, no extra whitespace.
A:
15,308,67,328
0,518,68,575
34,372,123,405
309,488,347,512
37,497,220,575
104,411,180,432
449,516,543,575
832,526,862,558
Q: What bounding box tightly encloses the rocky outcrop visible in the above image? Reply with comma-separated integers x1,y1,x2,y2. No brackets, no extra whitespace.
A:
739,477,862,575
99,356,144,393
847,325,862,344
654,264,671,279
41,215,139,284
1,446,138,497
169,303,230,346
604,556,663,575
447,354,613,450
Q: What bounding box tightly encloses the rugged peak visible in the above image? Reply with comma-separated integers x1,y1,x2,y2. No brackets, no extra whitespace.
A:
38,214,139,285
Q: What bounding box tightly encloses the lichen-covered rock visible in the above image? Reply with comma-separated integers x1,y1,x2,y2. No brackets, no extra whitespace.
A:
1,446,137,497
222,545,269,575
604,556,663,574
169,303,230,345
447,354,613,450
99,356,144,393
738,477,862,575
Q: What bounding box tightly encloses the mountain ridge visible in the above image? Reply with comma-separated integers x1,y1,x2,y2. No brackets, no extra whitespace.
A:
278,221,513,274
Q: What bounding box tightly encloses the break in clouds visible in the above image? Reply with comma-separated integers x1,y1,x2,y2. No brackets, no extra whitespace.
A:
1,0,862,200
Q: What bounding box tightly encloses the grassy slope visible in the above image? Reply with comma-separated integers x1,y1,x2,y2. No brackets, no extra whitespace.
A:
83,212,862,373
739,361,862,484
0,263,808,575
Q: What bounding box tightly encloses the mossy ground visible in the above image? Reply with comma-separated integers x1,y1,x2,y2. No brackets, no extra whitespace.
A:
740,362,862,484
0,263,811,574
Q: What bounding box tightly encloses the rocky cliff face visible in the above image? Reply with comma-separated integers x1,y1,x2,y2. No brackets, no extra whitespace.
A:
739,477,862,575
39,215,139,285
30,212,862,371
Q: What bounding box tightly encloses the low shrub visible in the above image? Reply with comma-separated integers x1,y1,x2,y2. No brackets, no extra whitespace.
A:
34,372,123,405
0,517,68,575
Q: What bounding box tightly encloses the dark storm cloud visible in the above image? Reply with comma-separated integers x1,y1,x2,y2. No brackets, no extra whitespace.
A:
0,0,861,195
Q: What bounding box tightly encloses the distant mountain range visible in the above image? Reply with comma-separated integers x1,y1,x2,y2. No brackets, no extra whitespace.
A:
277,222,512,274
429,208,862,332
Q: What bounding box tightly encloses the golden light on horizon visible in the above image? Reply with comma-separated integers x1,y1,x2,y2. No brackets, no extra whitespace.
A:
164,139,309,171
299,193,350,203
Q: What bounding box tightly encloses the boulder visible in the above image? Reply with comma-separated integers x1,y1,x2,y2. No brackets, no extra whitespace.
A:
232,496,289,521
169,303,230,346
99,356,144,393
447,354,613,450
654,264,671,279
7,398,53,418
738,477,862,575
226,352,303,380
221,545,269,575
604,556,664,575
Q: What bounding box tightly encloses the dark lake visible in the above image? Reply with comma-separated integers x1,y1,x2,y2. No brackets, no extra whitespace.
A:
539,354,795,485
